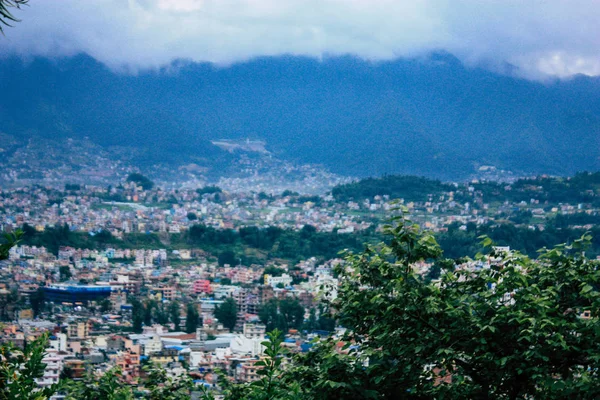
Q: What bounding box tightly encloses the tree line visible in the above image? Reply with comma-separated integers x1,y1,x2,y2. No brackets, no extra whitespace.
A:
330,171,600,206
16,219,600,265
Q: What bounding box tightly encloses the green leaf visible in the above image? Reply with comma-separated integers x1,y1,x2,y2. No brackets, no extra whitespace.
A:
581,284,594,294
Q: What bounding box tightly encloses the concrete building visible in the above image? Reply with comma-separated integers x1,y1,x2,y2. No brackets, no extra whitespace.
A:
35,352,61,388
67,322,88,339
264,274,292,288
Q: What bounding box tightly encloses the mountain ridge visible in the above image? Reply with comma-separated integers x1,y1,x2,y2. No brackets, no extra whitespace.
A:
1,53,599,179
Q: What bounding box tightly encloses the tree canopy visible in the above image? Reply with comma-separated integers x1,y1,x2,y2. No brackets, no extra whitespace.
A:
259,298,305,333
185,303,201,334
0,229,22,261
214,297,237,332
331,175,453,202
278,212,600,399
126,173,154,190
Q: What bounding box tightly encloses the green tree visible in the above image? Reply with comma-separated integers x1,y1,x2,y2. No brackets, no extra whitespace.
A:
258,298,280,332
185,303,201,334
130,297,145,333
99,298,112,313
186,212,198,221
143,362,195,400
278,298,305,332
126,173,154,190
316,312,335,333
219,277,232,285
259,298,304,333
0,333,58,400
288,211,600,399
214,297,237,332
213,329,299,400
303,308,318,332
154,304,170,325
29,287,45,318
196,186,222,196
169,301,181,331
218,250,237,267
62,367,133,400
284,337,374,400
0,229,22,261
144,299,157,326
0,0,27,35
59,265,72,282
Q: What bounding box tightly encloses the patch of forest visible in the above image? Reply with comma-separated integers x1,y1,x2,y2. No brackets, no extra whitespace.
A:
19,220,600,264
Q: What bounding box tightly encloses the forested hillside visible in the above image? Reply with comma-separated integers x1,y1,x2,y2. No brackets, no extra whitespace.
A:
331,172,600,204
2,53,600,178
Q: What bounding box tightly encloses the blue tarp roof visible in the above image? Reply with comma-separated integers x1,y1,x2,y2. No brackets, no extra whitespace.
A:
300,343,313,352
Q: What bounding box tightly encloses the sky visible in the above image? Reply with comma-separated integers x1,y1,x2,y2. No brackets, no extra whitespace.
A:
1,0,599,78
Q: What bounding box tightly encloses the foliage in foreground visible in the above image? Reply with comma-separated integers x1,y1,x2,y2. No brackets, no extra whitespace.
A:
2,213,600,399
0,0,27,35
0,333,57,400
204,211,600,399
0,229,22,261
210,330,301,400
285,212,600,399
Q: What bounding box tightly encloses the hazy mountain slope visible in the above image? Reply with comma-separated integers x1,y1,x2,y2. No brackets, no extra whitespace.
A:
1,53,599,179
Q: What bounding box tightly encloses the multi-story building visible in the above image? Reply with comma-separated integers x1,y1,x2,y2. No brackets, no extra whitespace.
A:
35,352,61,388
43,284,111,305
67,322,89,339
238,359,262,383
160,287,176,301
142,334,163,355
193,279,211,295
63,359,85,379
242,323,265,340
264,274,293,288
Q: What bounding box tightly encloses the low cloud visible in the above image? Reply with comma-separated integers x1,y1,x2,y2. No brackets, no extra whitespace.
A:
1,0,599,78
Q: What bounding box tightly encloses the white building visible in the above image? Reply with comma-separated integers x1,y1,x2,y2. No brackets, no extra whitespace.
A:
230,334,265,357
242,323,266,340
49,333,67,352
264,274,292,288
143,334,163,355
36,352,61,388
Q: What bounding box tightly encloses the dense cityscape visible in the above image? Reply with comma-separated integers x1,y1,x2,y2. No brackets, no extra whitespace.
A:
2,0,600,398
1,166,599,397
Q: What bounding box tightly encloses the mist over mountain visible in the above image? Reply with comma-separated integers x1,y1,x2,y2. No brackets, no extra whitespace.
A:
1,53,599,179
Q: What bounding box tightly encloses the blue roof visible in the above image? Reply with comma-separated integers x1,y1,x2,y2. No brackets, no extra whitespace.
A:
300,343,313,352
166,345,185,351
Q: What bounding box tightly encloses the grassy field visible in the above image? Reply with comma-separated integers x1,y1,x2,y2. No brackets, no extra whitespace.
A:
92,203,135,212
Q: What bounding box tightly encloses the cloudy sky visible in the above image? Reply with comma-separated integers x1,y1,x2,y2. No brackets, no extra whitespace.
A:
1,0,599,78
